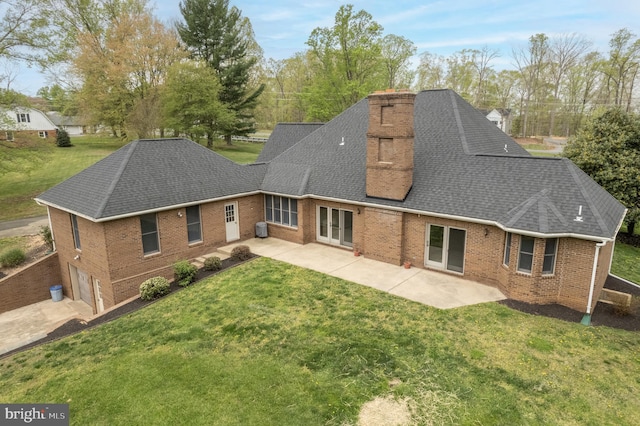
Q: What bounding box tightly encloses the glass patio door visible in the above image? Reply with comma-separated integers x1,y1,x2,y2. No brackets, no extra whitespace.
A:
425,224,466,273
318,206,353,248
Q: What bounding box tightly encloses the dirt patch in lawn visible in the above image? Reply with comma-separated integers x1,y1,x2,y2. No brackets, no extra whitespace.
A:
0,235,49,278
358,396,411,426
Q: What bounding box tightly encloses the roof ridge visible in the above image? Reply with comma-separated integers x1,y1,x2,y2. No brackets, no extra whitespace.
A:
504,189,548,227
449,90,471,155
565,159,610,236
95,140,138,218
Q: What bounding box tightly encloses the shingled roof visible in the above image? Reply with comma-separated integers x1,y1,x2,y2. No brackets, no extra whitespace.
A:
261,90,625,240
256,122,323,162
36,139,266,220
36,90,626,240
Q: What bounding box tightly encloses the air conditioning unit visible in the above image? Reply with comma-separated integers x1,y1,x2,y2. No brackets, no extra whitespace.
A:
255,222,268,238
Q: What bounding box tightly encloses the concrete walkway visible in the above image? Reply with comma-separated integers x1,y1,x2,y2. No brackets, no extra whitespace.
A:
0,237,505,356
0,298,93,355
220,238,506,310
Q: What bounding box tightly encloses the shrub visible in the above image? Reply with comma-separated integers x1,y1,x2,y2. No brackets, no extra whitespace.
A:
204,256,222,271
56,129,71,147
0,248,26,267
174,260,198,287
139,276,170,301
40,225,54,251
230,245,252,261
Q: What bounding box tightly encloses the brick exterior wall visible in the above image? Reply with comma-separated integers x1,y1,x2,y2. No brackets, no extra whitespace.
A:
366,91,415,201
46,189,614,314
1,130,58,142
48,194,264,311
363,207,404,265
0,253,62,314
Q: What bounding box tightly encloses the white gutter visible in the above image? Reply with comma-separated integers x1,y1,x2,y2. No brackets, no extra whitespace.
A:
35,190,262,223
37,190,621,244
46,207,55,251
261,192,619,243
582,240,607,325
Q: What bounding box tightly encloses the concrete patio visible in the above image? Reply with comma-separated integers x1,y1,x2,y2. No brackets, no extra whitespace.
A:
0,237,506,356
220,237,506,310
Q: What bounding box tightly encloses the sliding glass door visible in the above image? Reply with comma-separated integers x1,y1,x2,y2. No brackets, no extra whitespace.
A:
425,224,466,273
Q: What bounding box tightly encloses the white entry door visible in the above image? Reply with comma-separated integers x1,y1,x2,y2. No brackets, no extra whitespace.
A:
225,202,240,242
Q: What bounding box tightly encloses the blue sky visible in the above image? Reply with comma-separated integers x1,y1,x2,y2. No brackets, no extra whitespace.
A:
15,0,640,95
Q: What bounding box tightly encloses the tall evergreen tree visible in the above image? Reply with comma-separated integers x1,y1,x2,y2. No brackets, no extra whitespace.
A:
177,0,264,145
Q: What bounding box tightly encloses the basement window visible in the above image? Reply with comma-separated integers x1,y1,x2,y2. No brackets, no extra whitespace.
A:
38,131,48,138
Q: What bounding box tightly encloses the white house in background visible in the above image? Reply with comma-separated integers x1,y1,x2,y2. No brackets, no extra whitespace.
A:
1,107,58,141
47,112,85,136
480,108,512,135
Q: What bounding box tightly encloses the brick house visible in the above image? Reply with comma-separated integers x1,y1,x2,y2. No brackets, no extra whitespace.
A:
36,89,626,315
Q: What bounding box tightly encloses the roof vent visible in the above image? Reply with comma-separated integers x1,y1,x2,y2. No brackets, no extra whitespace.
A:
339,136,345,146
573,205,584,222
504,144,508,153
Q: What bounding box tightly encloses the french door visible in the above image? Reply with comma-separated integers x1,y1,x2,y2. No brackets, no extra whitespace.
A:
425,224,466,273
317,206,353,248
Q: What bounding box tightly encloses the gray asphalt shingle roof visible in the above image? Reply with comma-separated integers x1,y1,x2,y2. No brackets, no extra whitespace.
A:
36,90,626,240
256,122,324,162
36,139,266,220
262,89,625,240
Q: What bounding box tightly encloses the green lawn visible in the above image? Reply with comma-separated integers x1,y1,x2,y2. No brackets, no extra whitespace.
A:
0,136,264,221
612,242,640,284
1,258,639,425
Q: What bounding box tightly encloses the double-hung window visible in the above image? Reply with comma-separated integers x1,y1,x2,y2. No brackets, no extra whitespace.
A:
517,236,535,274
186,205,202,244
71,214,81,250
265,195,298,227
542,238,558,275
16,113,30,123
140,213,160,255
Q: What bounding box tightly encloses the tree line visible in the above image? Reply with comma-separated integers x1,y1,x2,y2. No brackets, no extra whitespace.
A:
0,1,639,141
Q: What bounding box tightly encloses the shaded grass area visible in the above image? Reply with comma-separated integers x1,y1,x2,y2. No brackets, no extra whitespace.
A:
1,258,639,425
612,243,640,284
0,136,128,221
0,136,264,221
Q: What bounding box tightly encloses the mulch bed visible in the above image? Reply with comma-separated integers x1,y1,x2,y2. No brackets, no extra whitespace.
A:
3,259,639,360
499,275,640,332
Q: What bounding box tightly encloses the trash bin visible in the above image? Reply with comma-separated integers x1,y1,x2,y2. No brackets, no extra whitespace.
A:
255,221,268,238
50,285,63,302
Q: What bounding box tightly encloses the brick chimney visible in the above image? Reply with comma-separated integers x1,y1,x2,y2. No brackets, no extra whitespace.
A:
365,90,416,201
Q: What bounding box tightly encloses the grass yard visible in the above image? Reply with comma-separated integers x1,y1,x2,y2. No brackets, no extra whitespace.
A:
1,258,639,425
0,136,264,221
612,243,640,284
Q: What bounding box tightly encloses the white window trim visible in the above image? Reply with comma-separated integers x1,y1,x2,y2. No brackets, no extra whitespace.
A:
265,195,298,228
517,235,535,275
186,205,202,244
140,213,160,256
542,238,558,276
503,232,512,266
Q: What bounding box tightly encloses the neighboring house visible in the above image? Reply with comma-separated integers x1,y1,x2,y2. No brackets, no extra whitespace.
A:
36,89,626,317
480,108,511,134
1,107,58,141
46,112,85,136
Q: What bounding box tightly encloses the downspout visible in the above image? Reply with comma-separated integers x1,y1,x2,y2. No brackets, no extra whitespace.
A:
581,240,607,325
